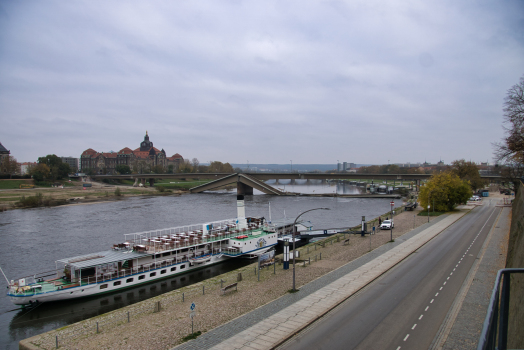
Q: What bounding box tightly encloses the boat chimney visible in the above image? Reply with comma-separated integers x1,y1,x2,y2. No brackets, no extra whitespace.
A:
236,195,247,229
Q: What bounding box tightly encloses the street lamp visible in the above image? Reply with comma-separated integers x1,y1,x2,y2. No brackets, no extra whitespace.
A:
390,200,395,241
292,208,330,291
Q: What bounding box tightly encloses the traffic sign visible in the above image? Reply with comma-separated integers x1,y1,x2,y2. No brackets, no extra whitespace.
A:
390,201,394,205
190,302,196,311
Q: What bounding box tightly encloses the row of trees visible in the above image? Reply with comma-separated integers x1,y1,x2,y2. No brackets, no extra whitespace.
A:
30,155,71,182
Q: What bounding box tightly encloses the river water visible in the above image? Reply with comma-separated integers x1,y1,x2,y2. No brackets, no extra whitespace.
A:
0,182,398,348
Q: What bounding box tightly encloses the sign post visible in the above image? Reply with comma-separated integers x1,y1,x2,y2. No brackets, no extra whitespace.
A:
190,302,196,334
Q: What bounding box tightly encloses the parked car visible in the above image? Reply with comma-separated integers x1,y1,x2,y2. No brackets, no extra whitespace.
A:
380,220,394,229
469,195,481,201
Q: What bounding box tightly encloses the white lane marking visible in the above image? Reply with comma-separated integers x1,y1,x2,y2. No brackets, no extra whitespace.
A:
435,292,439,297
404,334,410,341
396,347,401,350
419,314,423,320
453,268,456,271
447,277,450,280
450,272,453,276
440,287,443,290
412,324,417,330
425,306,429,311
444,281,447,285
430,299,434,303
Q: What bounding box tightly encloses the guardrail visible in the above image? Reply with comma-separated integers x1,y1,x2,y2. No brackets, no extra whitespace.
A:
478,268,524,350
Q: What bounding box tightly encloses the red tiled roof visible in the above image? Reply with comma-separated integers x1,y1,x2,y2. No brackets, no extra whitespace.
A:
134,151,150,158
82,148,97,156
102,152,117,158
118,147,133,154
153,147,161,152
171,153,183,159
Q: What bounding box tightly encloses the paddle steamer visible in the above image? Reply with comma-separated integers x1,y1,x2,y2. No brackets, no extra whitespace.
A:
7,196,277,305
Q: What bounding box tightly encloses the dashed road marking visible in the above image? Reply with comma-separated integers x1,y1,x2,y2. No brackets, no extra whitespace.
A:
412,324,417,330
419,315,423,320
430,299,434,303
404,334,410,341
425,306,429,311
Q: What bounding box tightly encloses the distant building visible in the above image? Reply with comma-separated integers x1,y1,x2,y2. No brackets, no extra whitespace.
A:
337,163,342,172
80,132,184,174
60,157,79,172
0,142,10,162
343,162,348,171
20,162,37,175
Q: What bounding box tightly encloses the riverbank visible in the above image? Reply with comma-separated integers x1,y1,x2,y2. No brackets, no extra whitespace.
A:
20,202,445,350
0,181,185,210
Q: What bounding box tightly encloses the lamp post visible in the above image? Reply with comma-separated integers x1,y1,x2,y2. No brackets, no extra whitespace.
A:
292,208,330,292
390,201,394,241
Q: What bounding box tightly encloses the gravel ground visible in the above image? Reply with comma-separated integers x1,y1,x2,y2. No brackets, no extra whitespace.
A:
21,204,454,350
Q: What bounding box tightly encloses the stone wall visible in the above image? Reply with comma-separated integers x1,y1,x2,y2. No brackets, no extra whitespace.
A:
506,180,524,348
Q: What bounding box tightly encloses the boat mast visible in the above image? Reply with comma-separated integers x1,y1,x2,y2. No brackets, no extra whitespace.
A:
0,265,11,284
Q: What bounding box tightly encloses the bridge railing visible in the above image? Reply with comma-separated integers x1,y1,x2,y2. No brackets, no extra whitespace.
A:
478,268,524,350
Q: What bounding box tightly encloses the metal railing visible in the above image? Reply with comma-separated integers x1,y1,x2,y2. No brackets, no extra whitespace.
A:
478,268,524,350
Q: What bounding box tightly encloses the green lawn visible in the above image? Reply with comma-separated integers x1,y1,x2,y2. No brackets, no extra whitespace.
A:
0,180,33,189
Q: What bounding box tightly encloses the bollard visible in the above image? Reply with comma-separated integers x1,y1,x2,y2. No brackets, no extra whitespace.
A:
96,321,99,334
56,335,58,349
183,293,185,302
128,311,130,323
221,279,224,288
237,272,243,282
203,285,205,295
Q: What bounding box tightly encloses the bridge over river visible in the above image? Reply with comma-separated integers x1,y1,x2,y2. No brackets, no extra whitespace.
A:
90,173,501,196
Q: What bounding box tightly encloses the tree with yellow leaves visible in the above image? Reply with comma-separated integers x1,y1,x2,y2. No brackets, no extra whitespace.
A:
419,171,471,212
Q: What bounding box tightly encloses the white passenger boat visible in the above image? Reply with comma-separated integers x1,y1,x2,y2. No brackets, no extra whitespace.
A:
6,196,277,306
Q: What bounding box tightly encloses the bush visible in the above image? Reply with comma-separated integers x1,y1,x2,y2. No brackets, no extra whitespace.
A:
114,187,122,196
156,186,166,192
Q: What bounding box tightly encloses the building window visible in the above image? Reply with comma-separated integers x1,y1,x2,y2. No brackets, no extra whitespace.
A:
100,284,108,289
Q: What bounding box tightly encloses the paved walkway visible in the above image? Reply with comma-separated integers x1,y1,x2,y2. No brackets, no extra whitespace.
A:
173,209,470,350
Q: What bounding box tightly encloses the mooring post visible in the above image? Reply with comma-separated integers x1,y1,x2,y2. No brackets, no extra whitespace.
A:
96,322,99,334
203,285,205,295
128,311,130,323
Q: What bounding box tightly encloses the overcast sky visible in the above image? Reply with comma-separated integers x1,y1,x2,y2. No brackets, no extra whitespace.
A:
1,1,523,165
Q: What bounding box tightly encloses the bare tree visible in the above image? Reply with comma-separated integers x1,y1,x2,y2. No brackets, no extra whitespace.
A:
494,75,524,163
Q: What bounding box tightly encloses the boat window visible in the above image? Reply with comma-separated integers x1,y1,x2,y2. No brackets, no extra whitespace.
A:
180,265,186,269
138,275,145,280
162,252,171,257
100,284,108,289
150,272,156,277
161,270,166,274
114,281,121,286
126,278,133,283
171,267,176,272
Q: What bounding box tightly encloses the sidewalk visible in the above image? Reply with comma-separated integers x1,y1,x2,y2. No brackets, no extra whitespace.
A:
173,210,470,350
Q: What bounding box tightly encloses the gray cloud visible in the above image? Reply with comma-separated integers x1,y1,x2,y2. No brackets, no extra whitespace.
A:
1,0,523,165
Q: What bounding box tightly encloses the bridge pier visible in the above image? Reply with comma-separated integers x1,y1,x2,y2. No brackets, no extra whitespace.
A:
237,182,254,195
133,178,139,187
290,179,296,185
141,178,146,186
148,178,155,187
275,179,280,185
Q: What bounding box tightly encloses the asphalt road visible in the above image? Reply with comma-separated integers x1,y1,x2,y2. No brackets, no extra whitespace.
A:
279,201,501,350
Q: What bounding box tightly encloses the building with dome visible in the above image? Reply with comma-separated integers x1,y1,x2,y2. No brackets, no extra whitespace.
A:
80,132,183,174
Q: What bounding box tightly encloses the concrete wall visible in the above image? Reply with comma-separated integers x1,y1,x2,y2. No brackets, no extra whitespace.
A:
506,181,524,348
